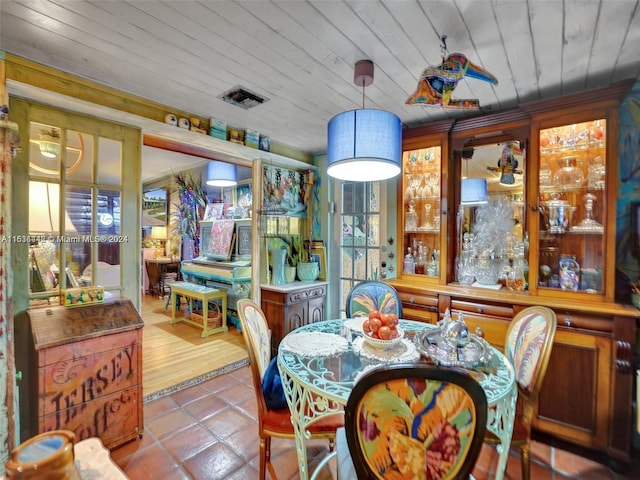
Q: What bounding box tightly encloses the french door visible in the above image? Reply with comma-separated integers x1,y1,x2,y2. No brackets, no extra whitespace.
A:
338,181,387,316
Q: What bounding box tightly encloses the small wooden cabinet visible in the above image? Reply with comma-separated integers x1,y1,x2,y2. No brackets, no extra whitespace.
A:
260,282,327,355
27,298,144,449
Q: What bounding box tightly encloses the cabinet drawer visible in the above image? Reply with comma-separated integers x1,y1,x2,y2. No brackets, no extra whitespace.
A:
458,313,509,350
399,291,438,310
553,310,613,333
450,299,514,318
286,285,326,305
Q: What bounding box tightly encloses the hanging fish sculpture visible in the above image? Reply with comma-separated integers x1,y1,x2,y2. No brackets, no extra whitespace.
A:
406,53,498,108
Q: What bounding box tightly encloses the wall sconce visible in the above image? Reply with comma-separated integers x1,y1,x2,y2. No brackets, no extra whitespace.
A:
327,60,402,182
206,161,237,187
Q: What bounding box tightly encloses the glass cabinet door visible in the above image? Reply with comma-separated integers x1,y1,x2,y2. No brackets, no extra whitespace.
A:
536,119,607,294
454,142,527,289
401,146,442,278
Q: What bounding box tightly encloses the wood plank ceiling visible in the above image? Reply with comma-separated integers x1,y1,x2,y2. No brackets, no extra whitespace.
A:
1,0,639,155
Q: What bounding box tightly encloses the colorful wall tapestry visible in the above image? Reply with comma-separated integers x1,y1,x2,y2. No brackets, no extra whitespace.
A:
262,165,311,217
616,81,640,283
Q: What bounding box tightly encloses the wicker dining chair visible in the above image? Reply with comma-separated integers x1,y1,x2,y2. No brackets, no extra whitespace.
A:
236,299,343,480
484,305,557,480
341,363,488,480
345,280,403,318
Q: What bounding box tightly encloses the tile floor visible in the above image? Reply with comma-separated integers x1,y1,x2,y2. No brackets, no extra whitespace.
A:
111,365,640,479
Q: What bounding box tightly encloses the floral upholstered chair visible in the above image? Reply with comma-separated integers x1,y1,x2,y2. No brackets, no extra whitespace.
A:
236,299,343,480
343,363,487,480
346,280,403,318
484,305,557,480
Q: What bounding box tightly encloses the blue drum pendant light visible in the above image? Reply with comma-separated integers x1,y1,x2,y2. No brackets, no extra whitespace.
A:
206,160,237,187
327,60,402,182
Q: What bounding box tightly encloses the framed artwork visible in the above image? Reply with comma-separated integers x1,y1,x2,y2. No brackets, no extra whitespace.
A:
236,183,252,210
142,187,167,225
205,203,224,221
310,246,327,281
236,224,252,257
262,165,311,217
208,219,236,260
304,240,324,250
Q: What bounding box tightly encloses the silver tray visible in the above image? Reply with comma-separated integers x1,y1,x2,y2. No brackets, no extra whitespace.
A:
416,328,494,368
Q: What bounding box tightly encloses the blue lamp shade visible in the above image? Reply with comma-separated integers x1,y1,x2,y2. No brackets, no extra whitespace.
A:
327,109,402,182
206,161,237,187
460,178,488,206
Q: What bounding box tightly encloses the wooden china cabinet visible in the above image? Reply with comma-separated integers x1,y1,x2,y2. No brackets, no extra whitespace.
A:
387,80,637,470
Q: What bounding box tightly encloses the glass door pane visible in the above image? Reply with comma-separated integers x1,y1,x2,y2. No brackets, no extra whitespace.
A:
538,119,606,293
340,181,382,315
454,142,526,289
401,146,441,277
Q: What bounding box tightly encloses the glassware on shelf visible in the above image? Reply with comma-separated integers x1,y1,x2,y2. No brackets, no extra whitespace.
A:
539,161,552,187
457,233,475,285
403,247,415,274
415,242,428,274
506,253,527,291
559,254,580,291
571,193,604,233
553,156,584,189
542,194,576,234
426,172,440,197
405,200,418,231
474,255,501,285
587,156,605,190
419,204,433,231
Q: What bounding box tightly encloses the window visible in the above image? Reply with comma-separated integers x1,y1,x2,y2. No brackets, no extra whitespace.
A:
339,181,383,315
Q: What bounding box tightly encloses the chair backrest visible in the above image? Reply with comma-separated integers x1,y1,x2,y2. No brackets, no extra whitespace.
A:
346,280,403,318
505,306,557,400
236,299,272,413
345,363,487,480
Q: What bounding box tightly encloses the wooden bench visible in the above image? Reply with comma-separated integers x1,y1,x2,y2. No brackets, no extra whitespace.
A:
170,281,228,337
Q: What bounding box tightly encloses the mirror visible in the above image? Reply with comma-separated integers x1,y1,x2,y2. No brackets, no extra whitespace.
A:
456,141,527,288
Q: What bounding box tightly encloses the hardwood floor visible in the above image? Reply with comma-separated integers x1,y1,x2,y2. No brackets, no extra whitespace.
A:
140,294,248,402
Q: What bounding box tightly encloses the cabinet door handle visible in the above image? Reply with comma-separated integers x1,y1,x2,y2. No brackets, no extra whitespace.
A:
409,296,415,304
564,316,573,327
477,307,483,314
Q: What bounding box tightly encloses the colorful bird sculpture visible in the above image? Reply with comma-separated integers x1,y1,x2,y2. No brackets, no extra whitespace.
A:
406,53,498,108
487,142,524,185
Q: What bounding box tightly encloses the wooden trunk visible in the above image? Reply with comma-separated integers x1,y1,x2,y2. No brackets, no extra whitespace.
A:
27,298,144,449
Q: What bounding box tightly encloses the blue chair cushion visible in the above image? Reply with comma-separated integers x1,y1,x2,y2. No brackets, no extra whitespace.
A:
262,357,288,410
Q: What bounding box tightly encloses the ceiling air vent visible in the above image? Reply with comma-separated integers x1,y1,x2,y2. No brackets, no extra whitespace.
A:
218,86,269,110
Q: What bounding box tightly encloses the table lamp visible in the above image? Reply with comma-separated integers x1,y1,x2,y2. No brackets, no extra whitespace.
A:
151,226,168,257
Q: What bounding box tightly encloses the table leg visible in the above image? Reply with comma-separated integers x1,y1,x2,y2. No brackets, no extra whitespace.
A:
220,294,227,329
488,384,517,480
278,359,311,480
170,289,178,324
201,297,209,337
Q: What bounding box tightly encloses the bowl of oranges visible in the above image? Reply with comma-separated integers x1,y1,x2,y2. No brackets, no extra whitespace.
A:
361,310,403,349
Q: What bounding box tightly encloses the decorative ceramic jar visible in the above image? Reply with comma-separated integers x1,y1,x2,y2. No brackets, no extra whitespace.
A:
5,430,80,480
284,266,297,283
297,262,319,281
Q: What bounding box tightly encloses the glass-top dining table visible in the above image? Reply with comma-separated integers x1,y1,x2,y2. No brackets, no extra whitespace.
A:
277,318,516,480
